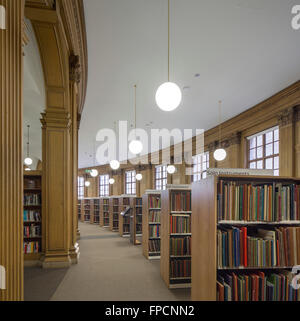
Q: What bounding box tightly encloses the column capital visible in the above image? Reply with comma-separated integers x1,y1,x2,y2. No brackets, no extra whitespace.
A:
41,110,71,129
277,106,295,127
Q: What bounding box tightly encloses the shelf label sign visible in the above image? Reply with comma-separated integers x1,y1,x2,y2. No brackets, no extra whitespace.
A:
0,5,5,30
292,5,300,30
0,265,5,290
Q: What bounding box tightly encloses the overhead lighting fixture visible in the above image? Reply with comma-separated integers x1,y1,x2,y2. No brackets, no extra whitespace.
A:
24,125,33,166
90,142,98,177
25,167,31,172
155,0,182,112
110,159,120,170
167,165,176,174
129,85,143,154
90,169,98,177
109,178,115,185
136,173,143,181
85,181,91,187
213,100,227,162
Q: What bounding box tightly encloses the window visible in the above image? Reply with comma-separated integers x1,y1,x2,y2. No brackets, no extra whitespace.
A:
125,170,136,195
99,174,109,197
77,176,84,198
155,165,167,190
247,127,279,176
193,152,209,182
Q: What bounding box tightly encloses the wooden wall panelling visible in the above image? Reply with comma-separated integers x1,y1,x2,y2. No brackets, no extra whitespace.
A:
0,0,24,301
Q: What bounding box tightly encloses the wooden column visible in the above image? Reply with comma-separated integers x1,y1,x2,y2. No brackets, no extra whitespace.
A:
0,0,24,301
69,54,80,263
27,6,73,268
278,107,295,177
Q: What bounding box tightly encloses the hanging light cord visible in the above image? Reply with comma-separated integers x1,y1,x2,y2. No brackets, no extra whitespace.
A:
168,0,170,82
27,125,30,157
218,100,222,148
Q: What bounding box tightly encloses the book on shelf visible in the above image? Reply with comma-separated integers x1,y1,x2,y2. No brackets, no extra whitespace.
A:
170,236,191,256
217,180,300,222
170,259,191,279
217,270,300,301
217,225,300,269
24,225,41,238
170,216,191,234
149,225,160,238
149,210,160,223
149,195,161,208
24,241,40,254
171,191,191,211
149,239,160,253
24,194,41,206
23,210,41,222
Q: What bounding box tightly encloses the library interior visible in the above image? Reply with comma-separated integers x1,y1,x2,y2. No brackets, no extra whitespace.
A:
1,0,300,302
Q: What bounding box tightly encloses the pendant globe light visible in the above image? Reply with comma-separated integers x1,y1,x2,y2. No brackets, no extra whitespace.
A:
214,100,227,161
136,173,143,181
110,121,120,170
109,178,115,185
24,125,33,166
85,181,91,187
167,164,176,174
90,142,98,177
129,84,143,155
155,0,182,112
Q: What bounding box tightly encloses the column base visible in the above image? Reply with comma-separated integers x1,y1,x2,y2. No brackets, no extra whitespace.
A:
42,252,72,269
69,242,80,264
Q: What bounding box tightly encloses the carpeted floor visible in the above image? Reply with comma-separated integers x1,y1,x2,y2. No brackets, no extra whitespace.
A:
24,222,190,301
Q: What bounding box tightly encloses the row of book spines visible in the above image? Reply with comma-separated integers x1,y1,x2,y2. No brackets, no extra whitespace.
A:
24,241,40,254
170,236,191,256
217,227,300,268
123,226,130,233
217,271,300,301
149,225,160,237
171,192,191,212
170,259,191,278
148,196,161,208
24,194,41,205
218,182,300,222
24,225,41,237
149,212,160,222
23,210,41,222
170,216,191,234
149,239,160,252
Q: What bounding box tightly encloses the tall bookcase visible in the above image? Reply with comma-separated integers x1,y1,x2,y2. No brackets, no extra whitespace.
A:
91,198,100,224
100,197,110,227
130,197,143,245
109,196,119,232
142,190,161,259
24,171,43,262
83,198,91,222
161,185,192,289
191,175,300,301
119,195,135,237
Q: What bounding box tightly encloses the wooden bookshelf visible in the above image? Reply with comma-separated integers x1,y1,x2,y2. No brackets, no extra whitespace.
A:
142,190,161,259
191,175,300,301
24,171,43,262
91,198,100,224
130,197,143,245
100,197,110,227
119,195,135,237
161,185,192,289
109,196,119,232
83,198,92,222
78,198,83,222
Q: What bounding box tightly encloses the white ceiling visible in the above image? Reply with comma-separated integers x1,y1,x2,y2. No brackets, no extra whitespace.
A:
80,0,300,168
23,19,45,169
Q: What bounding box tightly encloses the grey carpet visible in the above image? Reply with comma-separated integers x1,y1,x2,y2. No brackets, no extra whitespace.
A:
24,222,190,301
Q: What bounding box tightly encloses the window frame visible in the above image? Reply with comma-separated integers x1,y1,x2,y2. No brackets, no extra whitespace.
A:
192,152,209,182
77,176,84,198
99,174,110,197
246,126,279,176
155,165,167,190
125,170,136,195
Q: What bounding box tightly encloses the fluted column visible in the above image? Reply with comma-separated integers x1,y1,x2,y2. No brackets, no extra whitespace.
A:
0,0,24,301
